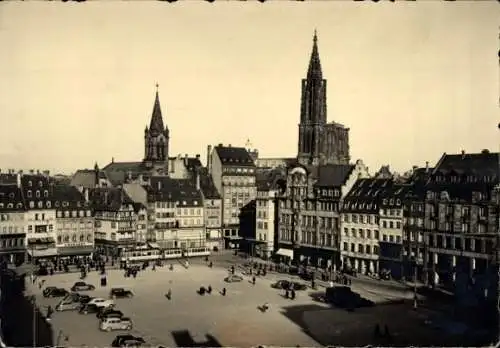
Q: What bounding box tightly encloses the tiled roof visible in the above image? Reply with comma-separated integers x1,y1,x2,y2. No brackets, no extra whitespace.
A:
103,161,145,173
343,178,393,213
214,146,255,167
0,174,17,185
52,185,88,210
148,90,166,135
90,187,134,212
433,151,499,179
20,175,55,210
71,169,108,189
0,184,25,211
132,202,147,213
198,170,221,199
311,164,354,187
147,177,203,207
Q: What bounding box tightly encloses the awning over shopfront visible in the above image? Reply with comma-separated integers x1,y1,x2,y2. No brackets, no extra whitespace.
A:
276,248,294,258
27,248,57,258
147,243,161,249
57,246,94,256
28,237,55,245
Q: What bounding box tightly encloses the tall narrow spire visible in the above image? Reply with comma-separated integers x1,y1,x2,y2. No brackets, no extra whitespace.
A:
307,30,322,80
149,83,165,134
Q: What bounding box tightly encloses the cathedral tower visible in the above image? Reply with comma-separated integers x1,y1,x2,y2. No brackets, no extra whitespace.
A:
297,31,327,166
143,84,170,173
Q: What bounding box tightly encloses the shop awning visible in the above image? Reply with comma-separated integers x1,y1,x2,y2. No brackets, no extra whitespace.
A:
57,246,94,256
27,248,57,258
28,237,55,245
147,242,160,249
276,248,294,258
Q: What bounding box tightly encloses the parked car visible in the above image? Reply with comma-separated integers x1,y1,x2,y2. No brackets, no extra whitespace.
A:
97,308,124,320
43,286,58,296
110,288,134,298
64,293,92,304
43,287,69,298
224,274,244,283
56,300,81,312
271,280,307,291
100,317,133,332
79,303,100,315
111,335,146,347
88,297,115,308
71,281,95,292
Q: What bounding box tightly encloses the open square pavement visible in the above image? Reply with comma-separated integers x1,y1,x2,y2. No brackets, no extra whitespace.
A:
27,262,472,347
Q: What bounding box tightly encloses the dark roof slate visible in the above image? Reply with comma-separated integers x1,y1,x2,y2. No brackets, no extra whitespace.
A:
0,184,25,211
147,177,203,207
52,185,88,210
343,178,393,213
90,187,134,212
214,146,255,167
433,151,499,179
312,164,354,187
198,170,221,199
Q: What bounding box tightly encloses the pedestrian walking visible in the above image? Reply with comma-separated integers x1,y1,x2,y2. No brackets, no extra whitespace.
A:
252,276,256,285
166,288,172,300
285,289,289,299
221,287,226,296
291,289,296,300
207,285,212,294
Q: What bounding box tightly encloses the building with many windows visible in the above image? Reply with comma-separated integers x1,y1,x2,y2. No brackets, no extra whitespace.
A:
209,144,256,248
91,187,137,257
0,181,26,264
198,168,223,251
340,178,389,275
53,185,94,258
22,174,58,259
422,150,499,301
147,177,205,250
276,160,369,269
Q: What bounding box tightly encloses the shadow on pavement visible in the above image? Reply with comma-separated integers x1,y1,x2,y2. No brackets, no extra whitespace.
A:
171,330,222,347
0,271,54,347
279,301,493,347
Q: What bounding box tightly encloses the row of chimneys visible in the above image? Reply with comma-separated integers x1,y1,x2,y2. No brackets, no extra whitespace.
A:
2,169,50,176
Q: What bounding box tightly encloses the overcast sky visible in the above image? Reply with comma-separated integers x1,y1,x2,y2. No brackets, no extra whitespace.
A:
0,2,498,175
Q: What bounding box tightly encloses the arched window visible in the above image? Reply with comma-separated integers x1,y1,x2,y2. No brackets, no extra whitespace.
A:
38,181,43,187
46,201,51,208
37,201,43,208
27,190,32,198
43,190,48,198
35,191,40,198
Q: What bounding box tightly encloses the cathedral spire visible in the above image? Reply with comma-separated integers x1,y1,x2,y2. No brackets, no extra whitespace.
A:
307,30,323,80
149,83,165,134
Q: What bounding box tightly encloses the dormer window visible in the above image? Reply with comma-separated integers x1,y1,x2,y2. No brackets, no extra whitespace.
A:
183,201,187,205
29,201,34,208
396,199,401,205
35,191,40,198
38,181,43,187
7,203,13,209
194,201,198,206
43,190,48,198
9,193,14,199
27,191,32,198
16,203,22,209
55,201,60,207
46,201,51,208
65,211,70,217
62,201,69,207
37,201,43,208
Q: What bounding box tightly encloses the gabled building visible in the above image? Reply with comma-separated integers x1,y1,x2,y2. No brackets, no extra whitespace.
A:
422,150,499,302
53,185,94,258
0,181,26,264
91,187,137,257
340,178,390,275
208,144,256,248
276,160,369,269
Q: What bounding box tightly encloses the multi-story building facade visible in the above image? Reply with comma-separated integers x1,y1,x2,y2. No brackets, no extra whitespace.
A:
147,177,205,250
0,181,26,264
209,144,256,248
377,184,409,279
91,188,137,257
199,168,223,251
341,178,389,275
297,31,350,167
402,166,432,281
422,150,499,302
22,175,58,259
53,185,94,258
277,160,369,269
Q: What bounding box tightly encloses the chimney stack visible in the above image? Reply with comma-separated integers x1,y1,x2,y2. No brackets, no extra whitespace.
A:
196,169,200,191
36,169,40,175
461,150,466,159
195,154,200,160
30,169,34,175
425,161,429,171
207,145,212,173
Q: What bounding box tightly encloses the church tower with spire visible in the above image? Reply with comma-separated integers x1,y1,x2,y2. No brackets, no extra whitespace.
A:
297,31,350,166
143,84,170,173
